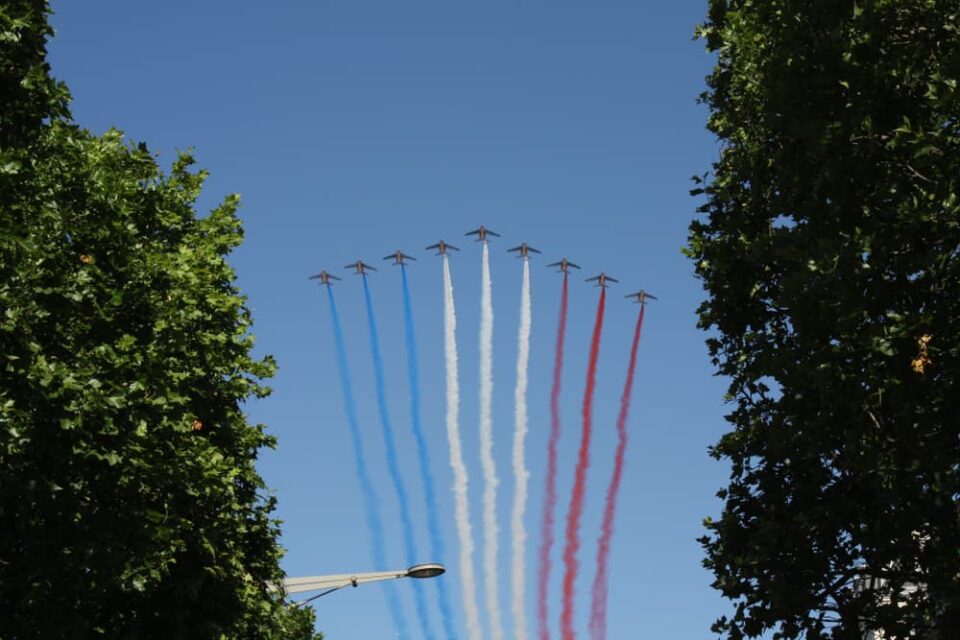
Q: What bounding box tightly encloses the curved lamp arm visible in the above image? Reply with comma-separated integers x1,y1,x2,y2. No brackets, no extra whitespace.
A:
283,569,407,594
280,563,445,605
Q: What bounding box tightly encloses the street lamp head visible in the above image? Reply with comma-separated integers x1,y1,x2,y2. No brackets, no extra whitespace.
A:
406,563,445,579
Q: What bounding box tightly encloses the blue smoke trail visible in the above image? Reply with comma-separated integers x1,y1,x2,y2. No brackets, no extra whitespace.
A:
401,266,457,639
325,286,408,635
362,276,436,640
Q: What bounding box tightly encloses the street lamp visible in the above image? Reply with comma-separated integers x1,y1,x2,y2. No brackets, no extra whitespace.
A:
282,563,446,606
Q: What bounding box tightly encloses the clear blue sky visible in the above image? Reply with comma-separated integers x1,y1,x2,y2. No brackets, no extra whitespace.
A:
48,2,731,638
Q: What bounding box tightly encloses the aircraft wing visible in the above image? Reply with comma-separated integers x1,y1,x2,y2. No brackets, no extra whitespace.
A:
528,246,541,253
606,276,618,283
401,253,417,261
508,246,522,253
382,254,396,261
465,229,480,237
567,262,580,269
425,243,440,251
487,229,501,237
586,275,601,282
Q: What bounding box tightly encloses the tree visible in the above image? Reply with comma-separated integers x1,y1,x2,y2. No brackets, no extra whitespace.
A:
688,1,960,638
0,2,319,638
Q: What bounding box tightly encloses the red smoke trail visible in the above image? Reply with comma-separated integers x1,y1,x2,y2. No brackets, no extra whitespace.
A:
588,305,645,640
537,273,569,640
561,288,606,640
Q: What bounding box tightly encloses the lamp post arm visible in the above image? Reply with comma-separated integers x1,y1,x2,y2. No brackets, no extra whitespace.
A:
282,569,407,595
279,563,444,602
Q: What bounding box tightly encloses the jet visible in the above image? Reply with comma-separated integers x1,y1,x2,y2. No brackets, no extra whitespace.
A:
383,250,417,266
308,270,341,286
508,243,541,258
547,258,581,273
426,240,460,256
465,225,500,242
344,260,377,276
586,272,618,288
625,290,658,305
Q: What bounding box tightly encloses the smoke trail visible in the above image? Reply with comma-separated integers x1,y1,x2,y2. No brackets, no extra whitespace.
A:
479,242,504,640
561,288,607,640
589,305,646,640
361,277,435,640
537,273,569,640
443,256,482,640
401,266,458,640
511,258,532,640
324,286,408,635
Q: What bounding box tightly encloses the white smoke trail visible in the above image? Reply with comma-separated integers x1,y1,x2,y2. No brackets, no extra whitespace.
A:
480,242,504,640
511,258,532,640
443,256,482,640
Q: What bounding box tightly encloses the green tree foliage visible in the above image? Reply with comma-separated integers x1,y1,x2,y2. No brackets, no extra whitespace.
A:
688,1,960,638
0,2,319,638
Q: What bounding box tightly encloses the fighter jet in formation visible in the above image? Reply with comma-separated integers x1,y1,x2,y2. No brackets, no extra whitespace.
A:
426,240,459,256
508,243,541,258
344,260,377,276
465,226,500,242
586,272,618,288
308,270,341,286
625,290,658,305
548,258,581,273
383,250,416,266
